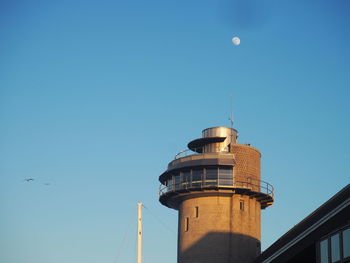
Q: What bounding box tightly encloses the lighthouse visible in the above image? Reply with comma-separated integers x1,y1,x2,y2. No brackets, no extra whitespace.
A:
158,126,274,263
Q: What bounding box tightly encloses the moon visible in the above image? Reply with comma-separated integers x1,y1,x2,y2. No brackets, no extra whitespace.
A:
232,37,240,46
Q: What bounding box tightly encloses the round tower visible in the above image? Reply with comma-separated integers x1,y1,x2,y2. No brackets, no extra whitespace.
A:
159,127,274,263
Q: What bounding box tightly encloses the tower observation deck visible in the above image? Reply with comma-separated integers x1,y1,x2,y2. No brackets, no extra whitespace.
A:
158,126,274,263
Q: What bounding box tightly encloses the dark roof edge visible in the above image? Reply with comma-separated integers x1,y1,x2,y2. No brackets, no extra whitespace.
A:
257,184,350,262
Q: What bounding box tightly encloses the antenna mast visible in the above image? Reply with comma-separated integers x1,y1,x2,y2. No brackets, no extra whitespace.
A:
229,94,234,129
228,94,235,151
137,202,143,263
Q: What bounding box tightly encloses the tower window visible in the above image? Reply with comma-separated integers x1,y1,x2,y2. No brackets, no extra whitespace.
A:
192,169,203,187
239,200,244,211
218,167,233,186
185,217,189,232
167,178,173,191
194,206,199,218
174,174,181,190
182,171,190,189
205,168,218,186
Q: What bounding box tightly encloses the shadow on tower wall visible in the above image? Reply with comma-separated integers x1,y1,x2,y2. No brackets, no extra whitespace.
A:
179,231,260,263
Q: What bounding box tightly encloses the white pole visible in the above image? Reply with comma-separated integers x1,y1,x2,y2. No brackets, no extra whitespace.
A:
137,202,143,263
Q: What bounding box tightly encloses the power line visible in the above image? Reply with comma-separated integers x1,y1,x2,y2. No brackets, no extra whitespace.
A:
113,208,135,263
143,204,176,234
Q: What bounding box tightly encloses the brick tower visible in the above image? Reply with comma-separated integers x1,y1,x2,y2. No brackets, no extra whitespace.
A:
158,126,274,263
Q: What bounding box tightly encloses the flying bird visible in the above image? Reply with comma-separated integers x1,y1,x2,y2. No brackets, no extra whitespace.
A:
24,178,34,182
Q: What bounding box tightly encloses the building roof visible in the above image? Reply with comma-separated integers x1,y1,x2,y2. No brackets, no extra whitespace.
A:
255,184,350,263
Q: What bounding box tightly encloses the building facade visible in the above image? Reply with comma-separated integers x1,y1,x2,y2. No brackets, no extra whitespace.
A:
255,184,350,263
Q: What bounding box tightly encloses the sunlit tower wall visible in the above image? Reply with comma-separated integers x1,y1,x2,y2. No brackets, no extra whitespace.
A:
158,127,274,263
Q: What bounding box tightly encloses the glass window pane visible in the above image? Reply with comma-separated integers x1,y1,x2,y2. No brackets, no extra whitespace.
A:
343,228,350,258
219,167,233,186
174,174,181,190
219,167,232,176
320,239,329,263
182,171,190,189
205,168,217,186
206,168,218,180
331,234,340,262
167,177,173,191
192,169,203,187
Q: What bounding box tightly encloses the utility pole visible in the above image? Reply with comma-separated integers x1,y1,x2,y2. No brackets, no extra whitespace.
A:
137,202,143,263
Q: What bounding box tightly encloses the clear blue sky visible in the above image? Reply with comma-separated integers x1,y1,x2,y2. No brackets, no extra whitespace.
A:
1,0,349,262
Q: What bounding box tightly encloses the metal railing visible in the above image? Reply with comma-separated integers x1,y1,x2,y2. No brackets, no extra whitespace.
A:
159,175,274,198
174,149,195,159
174,146,230,159
170,152,235,169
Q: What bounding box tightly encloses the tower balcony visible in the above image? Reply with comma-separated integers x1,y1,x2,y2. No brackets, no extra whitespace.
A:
159,167,274,210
